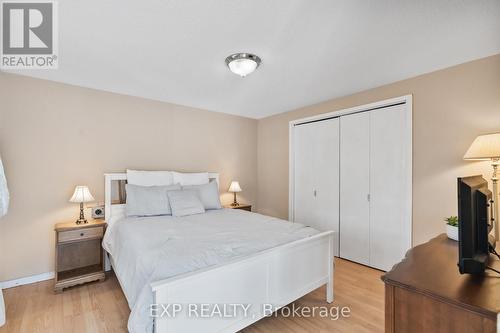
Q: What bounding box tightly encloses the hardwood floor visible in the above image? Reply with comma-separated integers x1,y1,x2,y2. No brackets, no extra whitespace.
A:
0,259,384,333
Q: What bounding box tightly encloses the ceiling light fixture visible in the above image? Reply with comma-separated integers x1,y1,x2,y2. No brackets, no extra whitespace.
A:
225,53,261,77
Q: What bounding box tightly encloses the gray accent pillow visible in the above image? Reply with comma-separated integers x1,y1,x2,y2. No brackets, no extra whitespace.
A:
125,183,181,217
182,180,222,210
167,190,206,217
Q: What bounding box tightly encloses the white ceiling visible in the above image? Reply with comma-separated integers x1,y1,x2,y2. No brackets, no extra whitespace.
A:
12,0,500,118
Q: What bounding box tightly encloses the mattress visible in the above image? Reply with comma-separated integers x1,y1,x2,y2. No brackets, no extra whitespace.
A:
103,208,319,333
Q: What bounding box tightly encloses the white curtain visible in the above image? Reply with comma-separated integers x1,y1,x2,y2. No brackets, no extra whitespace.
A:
0,156,8,327
0,157,8,217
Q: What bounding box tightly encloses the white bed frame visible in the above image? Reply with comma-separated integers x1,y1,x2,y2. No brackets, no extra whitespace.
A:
104,172,334,333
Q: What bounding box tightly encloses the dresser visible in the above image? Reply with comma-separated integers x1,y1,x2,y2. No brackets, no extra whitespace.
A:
382,234,500,333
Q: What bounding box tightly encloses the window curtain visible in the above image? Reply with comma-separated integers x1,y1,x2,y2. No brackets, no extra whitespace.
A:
0,156,8,327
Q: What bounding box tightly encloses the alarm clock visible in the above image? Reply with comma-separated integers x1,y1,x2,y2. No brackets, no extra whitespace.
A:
91,206,105,219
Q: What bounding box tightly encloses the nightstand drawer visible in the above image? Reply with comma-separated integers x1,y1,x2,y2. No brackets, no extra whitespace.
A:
58,226,103,243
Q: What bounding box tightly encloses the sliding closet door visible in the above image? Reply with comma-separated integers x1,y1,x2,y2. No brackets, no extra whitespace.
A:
339,112,370,265
293,118,340,256
369,104,412,271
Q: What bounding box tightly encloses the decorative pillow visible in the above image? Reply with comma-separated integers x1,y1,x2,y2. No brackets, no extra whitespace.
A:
125,183,181,217
183,180,222,210
172,172,209,186
167,190,206,217
127,169,174,186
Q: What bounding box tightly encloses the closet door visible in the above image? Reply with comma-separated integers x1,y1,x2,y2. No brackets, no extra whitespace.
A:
312,118,340,256
369,104,411,271
293,118,340,256
339,112,370,265
293,122,317,230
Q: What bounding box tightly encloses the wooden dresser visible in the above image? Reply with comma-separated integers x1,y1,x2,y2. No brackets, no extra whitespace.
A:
382,234,500,333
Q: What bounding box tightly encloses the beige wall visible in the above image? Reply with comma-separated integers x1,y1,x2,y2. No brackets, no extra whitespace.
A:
257,54,500,246
0,73,258,281
1,54,499,282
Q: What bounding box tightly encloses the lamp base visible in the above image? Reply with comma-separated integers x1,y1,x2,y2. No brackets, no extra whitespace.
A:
75,218,88,225
492,159,499,242
76,202,88,224
231,192,240,207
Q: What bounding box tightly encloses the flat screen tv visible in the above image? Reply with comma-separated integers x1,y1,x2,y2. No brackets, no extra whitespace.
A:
457,175,494,274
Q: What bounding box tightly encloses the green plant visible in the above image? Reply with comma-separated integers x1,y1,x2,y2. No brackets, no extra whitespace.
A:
445,216,458,227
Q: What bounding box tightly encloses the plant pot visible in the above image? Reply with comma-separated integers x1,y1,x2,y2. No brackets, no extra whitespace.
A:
446,224,458,241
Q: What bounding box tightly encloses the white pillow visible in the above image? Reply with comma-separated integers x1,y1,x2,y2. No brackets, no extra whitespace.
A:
183,180,222,210
125,184,181,217
127,169,174,186
172,172,209,186
167,190,206,217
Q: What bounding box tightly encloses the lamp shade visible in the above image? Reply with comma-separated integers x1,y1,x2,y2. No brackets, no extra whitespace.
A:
69,186,95,203
464,133,500,160
228,181,242,193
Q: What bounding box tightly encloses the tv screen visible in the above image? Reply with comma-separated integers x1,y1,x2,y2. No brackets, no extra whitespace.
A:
457,175,493,274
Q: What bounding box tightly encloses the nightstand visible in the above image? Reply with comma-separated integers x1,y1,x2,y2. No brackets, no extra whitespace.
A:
54,220,106,293
224,204,252,212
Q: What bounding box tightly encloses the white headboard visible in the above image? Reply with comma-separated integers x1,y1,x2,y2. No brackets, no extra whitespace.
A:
104,172,220,222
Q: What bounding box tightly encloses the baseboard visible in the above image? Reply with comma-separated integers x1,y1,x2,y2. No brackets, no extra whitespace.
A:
1,271,54,289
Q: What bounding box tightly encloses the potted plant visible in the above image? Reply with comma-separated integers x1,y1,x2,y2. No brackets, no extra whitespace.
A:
445,216,458,241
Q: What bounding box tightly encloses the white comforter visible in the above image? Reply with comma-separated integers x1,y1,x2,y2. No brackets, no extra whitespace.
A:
103,208,319,333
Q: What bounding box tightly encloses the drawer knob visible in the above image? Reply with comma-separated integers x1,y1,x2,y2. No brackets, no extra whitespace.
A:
80,232,84,237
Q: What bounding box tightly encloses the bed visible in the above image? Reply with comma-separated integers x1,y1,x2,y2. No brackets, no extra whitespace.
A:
103,172,334,333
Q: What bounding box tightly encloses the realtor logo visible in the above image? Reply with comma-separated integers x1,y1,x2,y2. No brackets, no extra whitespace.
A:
1,1,58,69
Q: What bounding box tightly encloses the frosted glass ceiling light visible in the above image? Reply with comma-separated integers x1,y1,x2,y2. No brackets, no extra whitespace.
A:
225,53,261,77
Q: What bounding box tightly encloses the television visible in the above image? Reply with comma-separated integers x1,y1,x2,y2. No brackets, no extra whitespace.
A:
457,175,494,274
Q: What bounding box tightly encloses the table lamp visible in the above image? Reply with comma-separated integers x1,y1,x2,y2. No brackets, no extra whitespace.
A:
70,186,95,224
228,181,242,207
464,132,500,241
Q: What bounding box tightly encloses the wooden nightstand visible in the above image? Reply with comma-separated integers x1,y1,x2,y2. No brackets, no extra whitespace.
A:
224,204,252,212
54,220,106,293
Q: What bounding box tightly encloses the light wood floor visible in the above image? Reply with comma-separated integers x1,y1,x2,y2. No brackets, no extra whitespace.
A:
0,259,384,333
